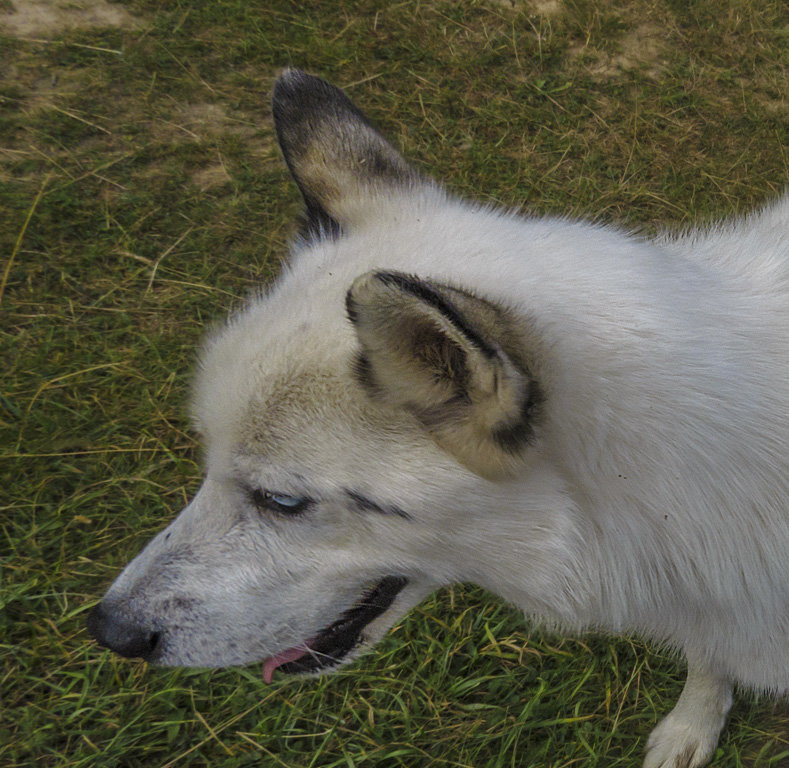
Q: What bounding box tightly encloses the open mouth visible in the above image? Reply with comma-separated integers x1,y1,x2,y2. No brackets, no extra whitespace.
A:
262,575,408,682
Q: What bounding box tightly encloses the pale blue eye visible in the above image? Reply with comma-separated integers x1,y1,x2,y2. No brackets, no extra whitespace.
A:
270,493,303,508
249,488,312,515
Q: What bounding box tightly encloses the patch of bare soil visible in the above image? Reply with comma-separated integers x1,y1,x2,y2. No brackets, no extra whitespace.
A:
1,0,141,38
527,0,562,16
488,0,562,14
570,22,668,79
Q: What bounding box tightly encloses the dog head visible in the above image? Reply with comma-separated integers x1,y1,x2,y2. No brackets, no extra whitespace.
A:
87,71,568,676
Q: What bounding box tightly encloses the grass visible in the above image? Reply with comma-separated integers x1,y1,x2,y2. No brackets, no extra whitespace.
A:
1,0,787,766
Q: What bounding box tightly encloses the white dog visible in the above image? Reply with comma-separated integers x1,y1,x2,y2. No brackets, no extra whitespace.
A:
88,70,788,768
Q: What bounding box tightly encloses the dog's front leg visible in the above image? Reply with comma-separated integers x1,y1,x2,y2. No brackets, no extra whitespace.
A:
644,661,732,768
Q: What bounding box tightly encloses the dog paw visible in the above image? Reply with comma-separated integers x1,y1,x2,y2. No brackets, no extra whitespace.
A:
643,712,719,768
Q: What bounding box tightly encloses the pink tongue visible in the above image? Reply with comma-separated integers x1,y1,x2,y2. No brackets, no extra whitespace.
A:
262,644,310,684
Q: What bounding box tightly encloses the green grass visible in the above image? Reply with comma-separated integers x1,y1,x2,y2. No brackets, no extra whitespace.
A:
1,0,787,766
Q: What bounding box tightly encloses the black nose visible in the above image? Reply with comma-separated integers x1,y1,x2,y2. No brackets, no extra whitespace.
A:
87,602,161,661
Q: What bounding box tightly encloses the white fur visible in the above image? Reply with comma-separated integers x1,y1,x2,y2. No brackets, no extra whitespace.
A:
93,74,788,768
198,191,789,676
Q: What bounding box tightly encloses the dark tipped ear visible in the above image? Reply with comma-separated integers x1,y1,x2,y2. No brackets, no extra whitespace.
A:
346,271,543,479
272,69,425,237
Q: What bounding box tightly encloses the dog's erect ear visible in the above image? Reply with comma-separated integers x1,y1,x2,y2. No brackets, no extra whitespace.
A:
346,271,543,479
272,69,425,238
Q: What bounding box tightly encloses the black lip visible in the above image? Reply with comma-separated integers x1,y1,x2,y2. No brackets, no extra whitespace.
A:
279,575,408,675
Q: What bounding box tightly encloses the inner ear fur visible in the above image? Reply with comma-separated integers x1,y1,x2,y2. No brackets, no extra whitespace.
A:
346,270,543,479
